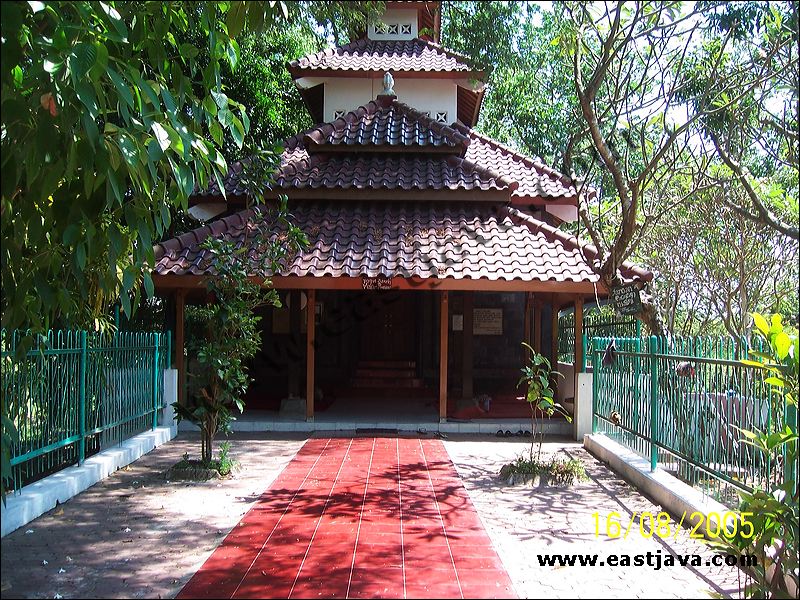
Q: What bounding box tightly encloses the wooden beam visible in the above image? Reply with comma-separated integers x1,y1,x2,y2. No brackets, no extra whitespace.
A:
175,290,186,406
462,291,473,401
153,273,612,295
574,296,584,374
306,289,316,422
439,290,449,421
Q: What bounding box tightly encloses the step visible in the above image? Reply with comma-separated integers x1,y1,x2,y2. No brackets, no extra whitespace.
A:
350,378,426,389
354,368,418,378
357,360,416,369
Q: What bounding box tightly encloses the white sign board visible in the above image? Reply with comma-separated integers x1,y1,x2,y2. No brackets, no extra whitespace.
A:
474,308,503,335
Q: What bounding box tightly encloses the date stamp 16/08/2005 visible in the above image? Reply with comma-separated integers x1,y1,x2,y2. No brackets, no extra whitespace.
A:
592,511,755,540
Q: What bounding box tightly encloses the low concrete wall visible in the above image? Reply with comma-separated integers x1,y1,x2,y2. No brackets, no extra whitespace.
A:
1,369,179,537
583,433,729,537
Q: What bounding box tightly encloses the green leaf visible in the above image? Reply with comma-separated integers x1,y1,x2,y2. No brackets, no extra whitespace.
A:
151,122,170,151
75,81,99,118
68,42,97,79
227,1,248,37
763,376,785,388
752,313,769,336
142,272,154,298
107,68,134,108
774,332,791,360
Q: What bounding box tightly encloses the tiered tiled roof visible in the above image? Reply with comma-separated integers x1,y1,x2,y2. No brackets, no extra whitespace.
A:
288,38,478,76
154,202,651,283
304,100,469,151
276,153,513,193
460,127,578,202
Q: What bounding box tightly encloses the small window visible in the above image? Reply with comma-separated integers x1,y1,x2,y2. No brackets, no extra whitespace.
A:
333,109,345,119
436,111,448,123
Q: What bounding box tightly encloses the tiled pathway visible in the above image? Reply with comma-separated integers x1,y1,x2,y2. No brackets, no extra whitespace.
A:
176,437,515,599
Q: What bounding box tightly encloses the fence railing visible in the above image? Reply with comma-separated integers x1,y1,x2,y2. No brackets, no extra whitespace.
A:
1,329,171,492
558,311,640,370
591,334,793,508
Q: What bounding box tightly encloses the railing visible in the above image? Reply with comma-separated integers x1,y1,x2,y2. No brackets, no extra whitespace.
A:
558,311,640,370
591,335,792,508
1,329,171,492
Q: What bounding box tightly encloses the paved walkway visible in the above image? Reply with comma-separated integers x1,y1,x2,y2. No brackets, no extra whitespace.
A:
0,433,741,599
177,438,514,599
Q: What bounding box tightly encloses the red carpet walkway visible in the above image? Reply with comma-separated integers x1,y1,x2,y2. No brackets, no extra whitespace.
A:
177,437,516,599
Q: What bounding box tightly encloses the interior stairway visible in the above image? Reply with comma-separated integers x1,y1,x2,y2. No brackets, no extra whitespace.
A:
349,360,426,393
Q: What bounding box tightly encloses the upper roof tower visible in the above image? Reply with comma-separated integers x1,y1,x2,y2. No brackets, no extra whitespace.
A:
290,1,486,127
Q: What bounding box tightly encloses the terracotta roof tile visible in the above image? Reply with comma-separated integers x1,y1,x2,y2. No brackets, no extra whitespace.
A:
276,147,513,193
304,100,468,150
289,38,478,75
154,202,651,283
461,128,577,201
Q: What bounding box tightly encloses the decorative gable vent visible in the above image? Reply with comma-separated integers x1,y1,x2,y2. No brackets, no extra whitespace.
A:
436,111,448,123
333,109,346,119
369,18,416,40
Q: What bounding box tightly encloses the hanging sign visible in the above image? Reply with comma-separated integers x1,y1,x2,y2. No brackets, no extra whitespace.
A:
361,277,393,290
474,308,503,335
611,284,642,316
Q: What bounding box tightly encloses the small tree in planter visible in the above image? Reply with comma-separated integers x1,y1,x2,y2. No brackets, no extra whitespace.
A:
500,342,585,486
173,200,305,468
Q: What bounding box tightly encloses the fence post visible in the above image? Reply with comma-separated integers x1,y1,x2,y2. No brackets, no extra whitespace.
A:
591,338,599,433
78,330,87,464
152,332,160,430
648,335,658,472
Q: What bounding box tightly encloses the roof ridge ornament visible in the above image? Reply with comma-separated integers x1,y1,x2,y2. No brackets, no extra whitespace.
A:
382,71,396,96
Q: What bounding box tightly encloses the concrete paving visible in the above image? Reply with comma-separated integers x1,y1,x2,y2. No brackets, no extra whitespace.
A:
0,433,741,599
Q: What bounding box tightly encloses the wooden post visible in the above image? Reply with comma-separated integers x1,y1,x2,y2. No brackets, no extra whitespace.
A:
574,296,584,374
523,292,532,359
462,291,473,401
439,290,449,421
551,302,559,368
306,289,316,422
533,300,542,354
175,290,186,406
288,290,300,396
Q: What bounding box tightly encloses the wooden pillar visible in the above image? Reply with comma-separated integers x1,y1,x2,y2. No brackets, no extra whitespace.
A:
306,289,316,421
439,290,449,421
462,291,473,401
574,296,584,374
175,290,186,405
523,292,532,358
533,301,543,354
288,290,300,396
551,303,559,368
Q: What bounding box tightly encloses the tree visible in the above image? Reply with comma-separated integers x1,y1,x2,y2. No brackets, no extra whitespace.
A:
173,200,305,464
552,1,799,334
0,1,379,334
641,193,799,337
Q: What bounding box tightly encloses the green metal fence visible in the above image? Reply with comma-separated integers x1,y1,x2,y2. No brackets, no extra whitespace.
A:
592,334,793,507
1,329,171,492
558,310,640,370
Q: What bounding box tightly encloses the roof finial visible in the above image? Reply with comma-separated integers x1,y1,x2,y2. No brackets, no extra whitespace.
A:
382,71,396,96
